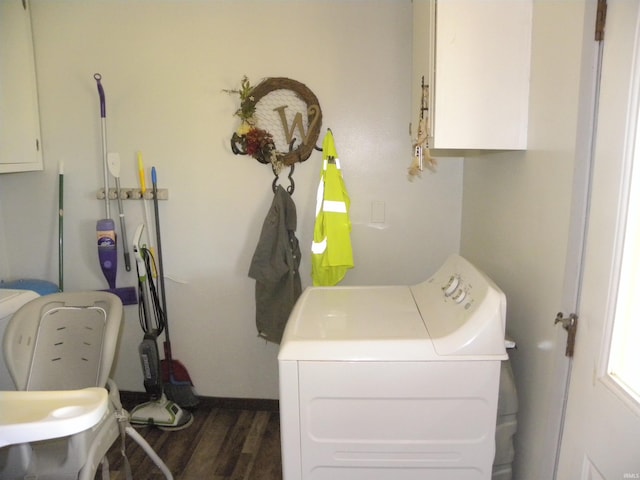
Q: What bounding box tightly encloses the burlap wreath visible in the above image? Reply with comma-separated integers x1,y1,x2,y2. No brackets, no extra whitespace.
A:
231,77,322,166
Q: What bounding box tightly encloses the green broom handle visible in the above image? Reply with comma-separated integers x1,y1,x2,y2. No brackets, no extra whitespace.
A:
58,162,64,291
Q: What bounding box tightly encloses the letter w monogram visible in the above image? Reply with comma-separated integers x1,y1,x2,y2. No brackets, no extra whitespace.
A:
275,105,319,145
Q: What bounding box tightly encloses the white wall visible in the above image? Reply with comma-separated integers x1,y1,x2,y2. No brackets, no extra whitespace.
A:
0,198,7,281
460,2,594,480
0,0,463,398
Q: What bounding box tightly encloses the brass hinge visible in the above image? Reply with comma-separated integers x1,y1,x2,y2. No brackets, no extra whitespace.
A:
595,0,607,42
555,312,578,357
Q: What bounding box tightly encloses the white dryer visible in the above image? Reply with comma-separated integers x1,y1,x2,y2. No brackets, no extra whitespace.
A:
278,254,507,480
0,289,39,390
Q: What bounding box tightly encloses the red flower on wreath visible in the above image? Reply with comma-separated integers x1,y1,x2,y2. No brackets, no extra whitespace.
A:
244,127,275,160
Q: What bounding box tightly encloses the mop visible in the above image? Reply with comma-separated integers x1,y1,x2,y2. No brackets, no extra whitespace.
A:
130,224,193,430
93,73,137,305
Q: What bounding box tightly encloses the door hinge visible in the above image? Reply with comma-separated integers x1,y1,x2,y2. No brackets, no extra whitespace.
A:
595,0,607,42
555,312,578,357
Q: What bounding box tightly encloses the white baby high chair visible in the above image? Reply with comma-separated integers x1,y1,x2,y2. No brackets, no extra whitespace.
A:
0,291,172,480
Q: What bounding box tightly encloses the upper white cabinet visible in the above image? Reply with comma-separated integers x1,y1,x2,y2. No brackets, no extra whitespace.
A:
412,0,532,151
0,0,43,173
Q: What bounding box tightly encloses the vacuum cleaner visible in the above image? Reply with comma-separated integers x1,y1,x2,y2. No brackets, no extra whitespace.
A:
129,224,193,430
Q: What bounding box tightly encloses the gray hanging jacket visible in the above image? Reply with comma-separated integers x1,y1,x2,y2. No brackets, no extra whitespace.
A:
248,185,302,343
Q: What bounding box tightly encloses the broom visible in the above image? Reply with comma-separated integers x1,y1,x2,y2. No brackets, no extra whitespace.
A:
152,167,199,408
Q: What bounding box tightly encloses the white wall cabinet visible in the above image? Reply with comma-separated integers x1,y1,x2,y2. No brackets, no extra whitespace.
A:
0,0,43,173
412,0,532,151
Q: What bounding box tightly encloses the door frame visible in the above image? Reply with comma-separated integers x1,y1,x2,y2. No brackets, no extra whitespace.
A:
555,1,602,477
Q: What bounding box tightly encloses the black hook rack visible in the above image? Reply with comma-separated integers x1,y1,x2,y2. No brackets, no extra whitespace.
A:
230,132,247,156
272,138,297,194
272,163,295,195
232,129,334,196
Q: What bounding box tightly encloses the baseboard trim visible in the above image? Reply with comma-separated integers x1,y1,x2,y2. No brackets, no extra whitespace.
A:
119,390,280,412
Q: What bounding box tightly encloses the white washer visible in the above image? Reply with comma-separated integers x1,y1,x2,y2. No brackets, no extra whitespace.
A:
278,254,507,480
0,289,39,390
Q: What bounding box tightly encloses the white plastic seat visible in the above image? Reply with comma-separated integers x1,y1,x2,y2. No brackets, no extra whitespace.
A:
0,291,172,480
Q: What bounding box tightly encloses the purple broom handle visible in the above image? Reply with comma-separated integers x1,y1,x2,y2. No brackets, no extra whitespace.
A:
94,73,106,118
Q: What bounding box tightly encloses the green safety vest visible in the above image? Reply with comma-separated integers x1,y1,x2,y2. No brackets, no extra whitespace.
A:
311,130,354,286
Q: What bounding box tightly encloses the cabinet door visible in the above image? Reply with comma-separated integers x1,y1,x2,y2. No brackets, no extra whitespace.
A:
0,0,43,173
413,0,532,151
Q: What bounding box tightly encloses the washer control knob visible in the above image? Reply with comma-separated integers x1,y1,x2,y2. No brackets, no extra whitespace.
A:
443,275,460,296
452,288,467,304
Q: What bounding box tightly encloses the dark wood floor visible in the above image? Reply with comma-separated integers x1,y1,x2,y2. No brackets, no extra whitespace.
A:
101,394,282,480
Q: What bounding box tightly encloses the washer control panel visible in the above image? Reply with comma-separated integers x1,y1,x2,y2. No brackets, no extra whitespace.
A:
441,274,474,308
411,254,507,357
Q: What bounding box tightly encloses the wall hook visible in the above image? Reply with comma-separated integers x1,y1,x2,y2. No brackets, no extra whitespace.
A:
272,163,295,195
